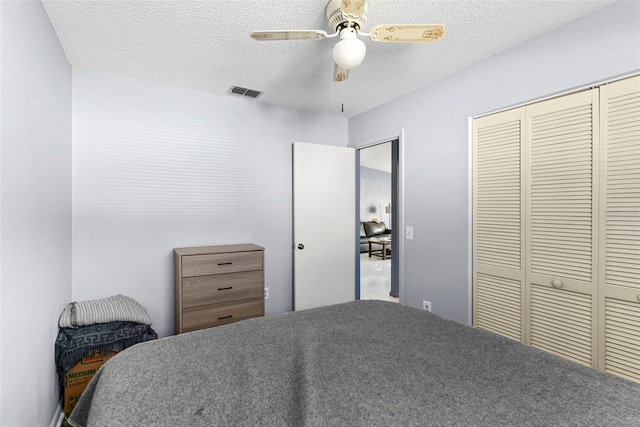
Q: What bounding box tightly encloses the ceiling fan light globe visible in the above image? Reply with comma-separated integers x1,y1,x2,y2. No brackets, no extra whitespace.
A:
332,38,366,69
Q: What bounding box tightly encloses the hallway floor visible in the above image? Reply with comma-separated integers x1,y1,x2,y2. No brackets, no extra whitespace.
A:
360,253,398,303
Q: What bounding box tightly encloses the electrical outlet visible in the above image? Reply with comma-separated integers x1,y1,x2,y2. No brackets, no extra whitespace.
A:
264,287,269,300
423,300,431,312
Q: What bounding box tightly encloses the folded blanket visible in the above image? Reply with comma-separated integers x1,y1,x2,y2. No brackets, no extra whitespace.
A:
55,321,158,387
58,295,152,328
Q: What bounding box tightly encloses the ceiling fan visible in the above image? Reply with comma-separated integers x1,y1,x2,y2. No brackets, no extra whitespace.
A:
250,0,445,82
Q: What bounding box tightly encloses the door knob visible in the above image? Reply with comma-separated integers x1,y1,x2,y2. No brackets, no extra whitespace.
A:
551,279,563,288
297,244,304,250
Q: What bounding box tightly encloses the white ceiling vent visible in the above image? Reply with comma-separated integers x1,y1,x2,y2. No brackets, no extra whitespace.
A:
229,86,262,99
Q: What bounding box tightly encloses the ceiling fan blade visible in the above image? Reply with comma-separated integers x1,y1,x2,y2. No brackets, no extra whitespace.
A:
333,63,350,82
369,25,445,43
340,0,368,21
250,30,328,41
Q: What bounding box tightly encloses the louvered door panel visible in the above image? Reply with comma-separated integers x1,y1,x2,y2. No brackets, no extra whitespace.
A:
599,75,640,381
525,90,598,366
529,101,594,282
473,108,525,341
602,77,640,290
476,273,521,340
531,284,592,366
604,297,640,381
475,120,522,269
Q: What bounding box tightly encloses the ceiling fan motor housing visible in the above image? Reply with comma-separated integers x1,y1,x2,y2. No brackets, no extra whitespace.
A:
326,0,368,32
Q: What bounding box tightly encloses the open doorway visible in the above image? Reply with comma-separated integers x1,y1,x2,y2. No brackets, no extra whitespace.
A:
356,139,399,302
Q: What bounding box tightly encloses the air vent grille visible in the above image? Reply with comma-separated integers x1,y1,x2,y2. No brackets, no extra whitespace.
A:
229,86,262,99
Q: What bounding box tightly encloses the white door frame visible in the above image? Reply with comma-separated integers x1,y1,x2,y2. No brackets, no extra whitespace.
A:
351,129,406,305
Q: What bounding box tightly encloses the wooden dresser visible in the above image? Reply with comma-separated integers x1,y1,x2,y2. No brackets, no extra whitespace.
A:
174,244,264,334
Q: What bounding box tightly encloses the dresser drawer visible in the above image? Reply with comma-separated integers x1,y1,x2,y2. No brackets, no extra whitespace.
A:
182,271,263,308
182,298,263,332
181,251,262,277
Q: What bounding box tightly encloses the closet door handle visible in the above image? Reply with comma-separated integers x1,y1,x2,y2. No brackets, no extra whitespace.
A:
551,279,563,289
637,293,640,302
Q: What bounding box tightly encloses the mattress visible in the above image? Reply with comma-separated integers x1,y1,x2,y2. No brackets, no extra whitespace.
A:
69,300,640,426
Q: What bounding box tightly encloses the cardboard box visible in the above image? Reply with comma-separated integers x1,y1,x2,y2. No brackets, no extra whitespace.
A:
63,350,117,415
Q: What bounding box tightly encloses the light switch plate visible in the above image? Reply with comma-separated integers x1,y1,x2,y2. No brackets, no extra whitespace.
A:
406,226,414,240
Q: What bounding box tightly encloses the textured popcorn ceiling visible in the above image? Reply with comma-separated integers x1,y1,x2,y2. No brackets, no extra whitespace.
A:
42,0,616,117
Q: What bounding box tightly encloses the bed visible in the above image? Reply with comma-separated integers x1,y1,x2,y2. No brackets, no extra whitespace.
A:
68,300,640,426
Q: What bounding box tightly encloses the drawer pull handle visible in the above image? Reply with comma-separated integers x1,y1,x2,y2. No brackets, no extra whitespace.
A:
218,286,233,291
218,315,233,320
218,262,233,266
551,279,563,288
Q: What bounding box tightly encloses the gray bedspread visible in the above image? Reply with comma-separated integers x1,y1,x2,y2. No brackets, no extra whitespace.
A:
69,300,640,426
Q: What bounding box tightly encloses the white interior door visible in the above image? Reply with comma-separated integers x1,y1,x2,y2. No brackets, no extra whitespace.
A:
293,141,356,311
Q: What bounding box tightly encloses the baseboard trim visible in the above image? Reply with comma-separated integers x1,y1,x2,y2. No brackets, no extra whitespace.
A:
49,402,64,427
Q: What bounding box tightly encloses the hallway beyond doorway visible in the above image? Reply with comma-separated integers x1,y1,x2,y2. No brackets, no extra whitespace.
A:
360,253,398,303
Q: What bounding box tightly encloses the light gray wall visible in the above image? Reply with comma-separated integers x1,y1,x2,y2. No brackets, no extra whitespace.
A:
360,167,391,224
349,0,640,324
0,3,3,422
72,70,348,338
0,1,72,426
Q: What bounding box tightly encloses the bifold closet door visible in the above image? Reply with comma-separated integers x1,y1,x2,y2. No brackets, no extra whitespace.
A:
526,89,599,367
473,108,525,342
598,75,640,382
